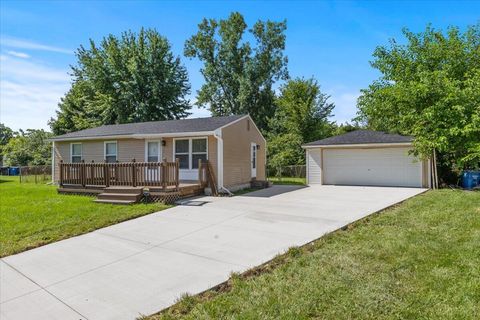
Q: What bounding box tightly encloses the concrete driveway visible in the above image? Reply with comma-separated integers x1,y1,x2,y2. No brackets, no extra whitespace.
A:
1,185,426,320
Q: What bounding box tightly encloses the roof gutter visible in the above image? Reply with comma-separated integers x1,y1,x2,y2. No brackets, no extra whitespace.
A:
301,142,413,149
49,131,216,142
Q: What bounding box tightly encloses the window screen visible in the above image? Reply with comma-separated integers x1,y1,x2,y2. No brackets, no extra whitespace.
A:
71,144,82,163
147,142,159,162
105,142,117,163
175,139,189,169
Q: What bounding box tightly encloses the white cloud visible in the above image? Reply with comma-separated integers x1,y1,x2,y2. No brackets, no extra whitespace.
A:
1,36,72,54
0,55,70,131
187,104,211,118
7,50,30,59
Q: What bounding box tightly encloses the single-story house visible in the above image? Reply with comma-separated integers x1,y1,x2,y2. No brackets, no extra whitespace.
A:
50,115,266,192
302,130,431,188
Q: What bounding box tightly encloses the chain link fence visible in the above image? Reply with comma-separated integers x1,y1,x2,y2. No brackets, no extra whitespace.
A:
19,165,52,184
267,164,306,185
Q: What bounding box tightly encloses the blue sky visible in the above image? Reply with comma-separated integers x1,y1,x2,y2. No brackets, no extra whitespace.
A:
1,0,478,131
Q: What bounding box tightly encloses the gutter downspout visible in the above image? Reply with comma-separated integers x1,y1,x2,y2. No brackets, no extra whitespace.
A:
213,129,224,191
213,128,233,195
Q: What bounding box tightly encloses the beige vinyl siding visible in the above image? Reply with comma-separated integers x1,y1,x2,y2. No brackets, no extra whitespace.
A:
222,117,266,187
53,139,145,182
53,142,69,182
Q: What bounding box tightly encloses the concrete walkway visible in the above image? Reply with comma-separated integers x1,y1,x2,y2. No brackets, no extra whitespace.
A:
0,185,426,320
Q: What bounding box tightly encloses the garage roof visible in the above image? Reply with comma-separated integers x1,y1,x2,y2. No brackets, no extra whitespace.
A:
303,130,413,147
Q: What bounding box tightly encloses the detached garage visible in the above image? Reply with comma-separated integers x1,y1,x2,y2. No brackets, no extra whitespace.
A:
303,130,431,188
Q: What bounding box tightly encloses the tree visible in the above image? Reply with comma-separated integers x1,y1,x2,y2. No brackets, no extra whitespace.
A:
356,24,480,179
268,78,335,168
185,12,288,131
50,28,191,135
0,123,14,164
3,129,52,166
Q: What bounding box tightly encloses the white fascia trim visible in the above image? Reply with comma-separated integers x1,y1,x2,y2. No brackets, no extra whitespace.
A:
302,142,413,149
50,131,216,142
214,128,224,189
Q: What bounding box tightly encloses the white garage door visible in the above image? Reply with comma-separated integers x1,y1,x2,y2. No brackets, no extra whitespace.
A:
323,147,422,187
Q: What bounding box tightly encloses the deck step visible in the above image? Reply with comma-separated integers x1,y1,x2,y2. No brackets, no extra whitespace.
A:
103,187,144,194
93,199,136,205
96,193,141,201
58,187,103,195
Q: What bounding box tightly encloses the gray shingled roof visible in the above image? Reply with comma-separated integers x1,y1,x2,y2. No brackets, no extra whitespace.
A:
52,115,246,140
303,130,413,146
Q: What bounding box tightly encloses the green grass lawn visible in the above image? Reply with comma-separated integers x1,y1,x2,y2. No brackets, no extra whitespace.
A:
268,176,306,185
0,176,170,257
147,189,480,320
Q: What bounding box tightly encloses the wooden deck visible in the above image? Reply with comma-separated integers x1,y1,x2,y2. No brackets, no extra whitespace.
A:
57,160,215,204
58,181,205,204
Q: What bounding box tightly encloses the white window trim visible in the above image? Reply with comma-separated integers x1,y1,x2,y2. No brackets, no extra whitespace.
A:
104,140,118,162
173,137,208,170
145,140,162,162
70,142,82,163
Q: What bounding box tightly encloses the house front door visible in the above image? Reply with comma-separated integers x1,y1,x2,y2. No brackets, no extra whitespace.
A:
251,142,257,178
145,140,161,182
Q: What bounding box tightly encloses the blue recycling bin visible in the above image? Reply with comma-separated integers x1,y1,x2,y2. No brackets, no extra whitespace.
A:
8,167,19,176
462,170,480,190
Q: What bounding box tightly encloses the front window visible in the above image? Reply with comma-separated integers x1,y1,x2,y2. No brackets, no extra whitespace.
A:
192,138,207,169
174,138,208,169
71,143,82,163
175,139,189,169
147,141,160,162
105,142,117,163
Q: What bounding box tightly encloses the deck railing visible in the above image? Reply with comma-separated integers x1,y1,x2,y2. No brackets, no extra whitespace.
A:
59,159,180,189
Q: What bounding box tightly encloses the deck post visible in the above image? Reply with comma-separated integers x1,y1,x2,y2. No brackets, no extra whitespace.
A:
59,160,63,187
176,158,180,190
132,158,136,187
198,159,202,186
162,158,167,191
81,160,86,187
104,161,110,187
90,160,94,185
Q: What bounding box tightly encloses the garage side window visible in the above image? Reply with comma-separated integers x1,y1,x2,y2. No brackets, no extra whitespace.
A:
192,138,207,169
175,139,189,169
105,142,117,163
71,143,82,163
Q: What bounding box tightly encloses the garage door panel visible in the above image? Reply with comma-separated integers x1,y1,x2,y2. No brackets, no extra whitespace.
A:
323,148,422,187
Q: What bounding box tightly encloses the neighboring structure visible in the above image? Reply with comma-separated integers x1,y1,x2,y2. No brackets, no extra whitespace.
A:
302,130,431,188
51,115,266,192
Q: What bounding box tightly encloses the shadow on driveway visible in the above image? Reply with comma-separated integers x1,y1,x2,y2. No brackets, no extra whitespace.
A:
239,185,307,198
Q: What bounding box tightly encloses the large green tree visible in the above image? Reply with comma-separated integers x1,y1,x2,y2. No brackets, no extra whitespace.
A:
50,28,191,135
3,129,52,166
0,123,14,164
268,78,335,169
185,12,288,131
356,24,480,176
